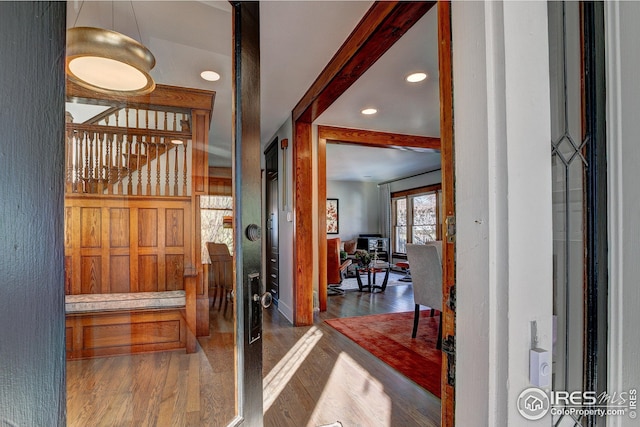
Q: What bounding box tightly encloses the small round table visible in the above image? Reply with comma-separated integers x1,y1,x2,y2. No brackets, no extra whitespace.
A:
355,262,390,292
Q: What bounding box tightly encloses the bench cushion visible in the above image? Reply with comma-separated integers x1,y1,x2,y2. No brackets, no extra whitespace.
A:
66,291,186,314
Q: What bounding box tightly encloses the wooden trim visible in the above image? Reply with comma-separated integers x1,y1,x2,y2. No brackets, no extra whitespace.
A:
438,1,456,425
391,184,442,199
318,138,327,312
67,79,216,117
192,110,210,195
293,2,436,325
293,121,314,325
318,125,440,150
293,2,436,123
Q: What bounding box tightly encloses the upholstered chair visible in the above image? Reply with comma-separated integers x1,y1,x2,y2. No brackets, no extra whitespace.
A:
406,241,443,348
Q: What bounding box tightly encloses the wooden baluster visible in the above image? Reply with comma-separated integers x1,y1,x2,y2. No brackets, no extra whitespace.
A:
155,110,158,131
174,141,179,196
146,138,152,196
73,132,79,193
65,127,73,193
164,111,168,131
173,112,177,132
126,135,133,195
155,137,161,196
116,134,123,194
92,132,99,193
136,136,142,195
106,134,113,195
145,109,149,130
183,141,188,196
83,131,89,193
164,138,170,196
96,132,104,193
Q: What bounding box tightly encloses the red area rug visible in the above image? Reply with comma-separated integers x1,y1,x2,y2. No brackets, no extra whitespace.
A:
325,310,442,398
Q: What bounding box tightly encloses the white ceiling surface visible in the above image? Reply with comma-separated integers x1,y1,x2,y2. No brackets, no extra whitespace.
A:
66,1,440,180
326,143,440,183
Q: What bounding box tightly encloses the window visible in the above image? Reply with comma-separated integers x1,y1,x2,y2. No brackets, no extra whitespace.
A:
394,198,408,253
201,195,233,261
392,185,441,254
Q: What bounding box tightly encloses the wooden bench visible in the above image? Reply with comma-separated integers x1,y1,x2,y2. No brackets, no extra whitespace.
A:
65,278,196,360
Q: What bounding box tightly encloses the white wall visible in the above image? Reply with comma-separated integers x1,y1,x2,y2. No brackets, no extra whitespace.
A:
264,118,295,323
388,169,441,193
327,180,380,242
453,1,553,425
606,3,640,426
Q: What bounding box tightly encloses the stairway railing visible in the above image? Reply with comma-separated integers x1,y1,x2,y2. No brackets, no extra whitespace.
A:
65,108,192,197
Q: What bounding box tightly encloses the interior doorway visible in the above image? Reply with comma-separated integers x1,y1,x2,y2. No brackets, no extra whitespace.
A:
291,2,456,424
265,138,280,304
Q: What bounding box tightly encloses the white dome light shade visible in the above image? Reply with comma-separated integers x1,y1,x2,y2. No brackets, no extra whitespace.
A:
361,108,378,115
406,72,428,83
201,70,221,81
68,57,149,92
66,27,156,95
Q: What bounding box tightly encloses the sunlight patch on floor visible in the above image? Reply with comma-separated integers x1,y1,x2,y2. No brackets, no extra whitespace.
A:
307,352,391,427
263,326,323,412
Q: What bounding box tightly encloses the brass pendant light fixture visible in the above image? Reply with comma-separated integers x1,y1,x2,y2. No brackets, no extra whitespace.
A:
66,2,156,96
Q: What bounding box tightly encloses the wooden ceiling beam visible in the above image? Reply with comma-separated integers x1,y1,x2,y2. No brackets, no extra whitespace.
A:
292,1,436,124
318,125,440,150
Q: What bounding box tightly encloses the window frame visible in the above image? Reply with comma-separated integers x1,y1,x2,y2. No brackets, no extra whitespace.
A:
391,183,442,255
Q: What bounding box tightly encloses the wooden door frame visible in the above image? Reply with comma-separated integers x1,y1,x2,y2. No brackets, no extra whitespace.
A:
317,126,440,312
292,0,436,324
291,1,455,424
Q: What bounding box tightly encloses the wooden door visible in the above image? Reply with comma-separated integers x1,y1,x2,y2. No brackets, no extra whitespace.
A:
265,140,280,302
232,2,264,425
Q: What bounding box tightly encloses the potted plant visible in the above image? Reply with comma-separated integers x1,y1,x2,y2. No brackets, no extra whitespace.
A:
354,249,371,268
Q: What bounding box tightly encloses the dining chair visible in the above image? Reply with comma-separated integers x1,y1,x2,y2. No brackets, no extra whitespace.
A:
406,241,443,349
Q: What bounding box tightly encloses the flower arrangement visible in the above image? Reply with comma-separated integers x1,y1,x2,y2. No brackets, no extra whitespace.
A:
354,249,371,267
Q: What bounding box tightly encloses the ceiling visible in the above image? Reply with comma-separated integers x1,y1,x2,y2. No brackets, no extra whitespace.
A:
65,1,440,182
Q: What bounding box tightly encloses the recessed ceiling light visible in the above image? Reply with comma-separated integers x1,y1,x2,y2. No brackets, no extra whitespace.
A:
200,70,221,81
406,72,428,83
361,108,377,115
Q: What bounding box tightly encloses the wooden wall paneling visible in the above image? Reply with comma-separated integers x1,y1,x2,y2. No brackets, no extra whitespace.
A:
80,207,101,248
100,207,110,293
138,208,158,247
138,255,159,292
110,256,130,293
165,255,184,291
65,310,189,359
318,137,327,312
130,206,140,292
65,198,192,296
165,208,185,247
294,120,314,325
81,256,101,294
438,1,456,425
157,207,167,292
109,208,130,248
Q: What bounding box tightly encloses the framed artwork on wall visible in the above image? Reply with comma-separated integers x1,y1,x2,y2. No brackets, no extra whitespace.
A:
326,198,339,234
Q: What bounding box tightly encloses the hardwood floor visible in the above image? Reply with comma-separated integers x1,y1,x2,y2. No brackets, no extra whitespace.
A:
67,283,441,426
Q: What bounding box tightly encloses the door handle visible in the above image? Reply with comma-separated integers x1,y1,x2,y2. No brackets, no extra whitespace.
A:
253,291,273,308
